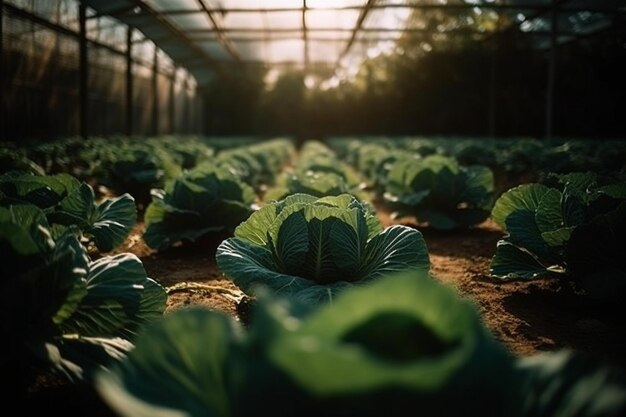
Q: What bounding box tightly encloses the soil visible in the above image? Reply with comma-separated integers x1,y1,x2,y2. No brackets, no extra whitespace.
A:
24,201,626,415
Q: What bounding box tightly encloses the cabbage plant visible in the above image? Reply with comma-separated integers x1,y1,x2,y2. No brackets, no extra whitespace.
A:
0,172,136,252
384,155,494,230
490,172,626,301
95,271,626,417
216,193,429,304
143,164,256,251
0,204,166,386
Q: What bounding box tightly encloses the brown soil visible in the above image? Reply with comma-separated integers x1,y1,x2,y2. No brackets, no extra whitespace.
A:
25,207,626,415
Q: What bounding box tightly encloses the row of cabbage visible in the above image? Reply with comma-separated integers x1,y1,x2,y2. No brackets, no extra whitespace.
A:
2,137,625,415
93,139,626,416
0,137,294,397
329,136,626,182
0,136,283,206
328,137,626,303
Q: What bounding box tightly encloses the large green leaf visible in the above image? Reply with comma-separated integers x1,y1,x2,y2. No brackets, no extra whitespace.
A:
359,225,430,279
328,208,369,274
54,182,95,226
516,351,626,417
88,193,137,252
61,253,166,338
300,216,340,282
490,241,553,281
462,165,495,208
271,210,308,274
217,237,310,297
492,184,551,231
39,336,133,382
0,173,80,209
234,202,281,246
97,309,240,417
505,210,557,261
261,271,518,416
0,204,54,257
534,188,563,234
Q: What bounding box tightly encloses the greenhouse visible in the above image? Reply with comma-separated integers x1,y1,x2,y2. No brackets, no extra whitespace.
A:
1,1,625,416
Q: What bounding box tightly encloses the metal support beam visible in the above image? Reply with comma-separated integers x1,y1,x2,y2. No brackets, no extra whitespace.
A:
125,26,133,136
79,1,88,139
116,4,623,15
488,13,502,138
545,0,558,140
337,0,378,66
302,0,309,74
3,3,127,56
152,46,159,135
0,0,5,140
169,68,176,133
195,0,240,61
129,0,220,73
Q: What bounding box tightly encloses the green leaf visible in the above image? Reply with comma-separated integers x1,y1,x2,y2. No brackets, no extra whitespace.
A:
301,216,340,283
48,233,90,326
461,165,495,208
329,208,369,274
56,182,95,224
234,202,281,246
541,227,573,248
492,184,551,231
516,350,626,417
62,253,166,338
505,210,556,261
490,241,552,281
88,193,137,252
40,336,133,382
264,271,518,416
217,237,307,295
96,309,240,417
272,210,308,274
0,173,80,209
534,188,563,233
360,225,430,279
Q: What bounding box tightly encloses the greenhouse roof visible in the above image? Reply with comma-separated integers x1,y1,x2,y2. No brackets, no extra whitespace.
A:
84,0,625,85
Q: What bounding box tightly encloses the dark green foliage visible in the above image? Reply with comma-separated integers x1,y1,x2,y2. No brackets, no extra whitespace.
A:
0,204,166,385
217,194,429,305
384,154,494,230
143,164,256,251
96,272,626,417
490,172,626,301
0,172,136,252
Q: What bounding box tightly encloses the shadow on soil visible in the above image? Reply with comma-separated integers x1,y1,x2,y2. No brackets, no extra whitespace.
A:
502,285,626,370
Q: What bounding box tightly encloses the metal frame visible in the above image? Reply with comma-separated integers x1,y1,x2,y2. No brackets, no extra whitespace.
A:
1,0,199,138
3,0,624,140
98,1,622,68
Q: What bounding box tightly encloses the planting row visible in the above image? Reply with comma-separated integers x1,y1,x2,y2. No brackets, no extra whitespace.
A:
2,137,625,416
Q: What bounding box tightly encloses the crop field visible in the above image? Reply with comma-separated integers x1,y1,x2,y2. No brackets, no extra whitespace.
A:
1,136,625,416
